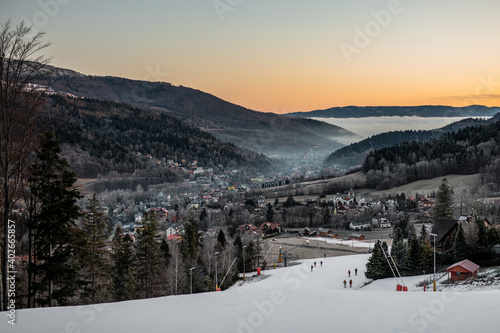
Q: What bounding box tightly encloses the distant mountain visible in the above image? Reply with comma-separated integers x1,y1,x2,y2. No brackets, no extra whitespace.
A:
325,114,500,168
287,105,500,118
43,95,272,180
34,65,356,156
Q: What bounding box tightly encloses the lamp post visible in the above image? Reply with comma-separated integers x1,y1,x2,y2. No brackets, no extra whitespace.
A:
190,267,195,294
215,251,219,291
242,245,247,280
430,233,437,291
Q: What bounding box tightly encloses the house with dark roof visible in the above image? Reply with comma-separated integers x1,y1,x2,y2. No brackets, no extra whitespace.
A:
259,222,281,235
318,228,337,238
349,221,370,231
430,219,459,249
446,259,480,282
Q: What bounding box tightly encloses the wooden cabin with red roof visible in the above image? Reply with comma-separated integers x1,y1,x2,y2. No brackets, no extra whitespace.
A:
445,259,480,282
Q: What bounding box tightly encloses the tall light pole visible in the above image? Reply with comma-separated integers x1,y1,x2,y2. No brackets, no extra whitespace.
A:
215,251,219,291
190,267,195,294
242,245,247,280
430,233,437,292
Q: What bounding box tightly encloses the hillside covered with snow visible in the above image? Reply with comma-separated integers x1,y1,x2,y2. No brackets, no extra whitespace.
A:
3,254,500,333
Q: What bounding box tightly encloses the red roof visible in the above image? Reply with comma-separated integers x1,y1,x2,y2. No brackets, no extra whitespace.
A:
259,222,280,230
167,234,182,241
446,259,480,273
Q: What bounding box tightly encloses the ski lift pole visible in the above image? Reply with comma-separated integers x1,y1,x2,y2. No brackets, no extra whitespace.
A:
390,252,405,286
378,241,402,286
258,244,274,268
219,256,238,288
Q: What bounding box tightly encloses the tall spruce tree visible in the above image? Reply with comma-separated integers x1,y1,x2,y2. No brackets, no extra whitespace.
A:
405,232,422,271
135,211,164,298
217,229,227,248
29,131,81,306
365,241,387,280
111,226,136,302
266,204,274,222
390,227,407,269
435,178,454,219
180,219,201,262
453,223,468,262
78,193,112,304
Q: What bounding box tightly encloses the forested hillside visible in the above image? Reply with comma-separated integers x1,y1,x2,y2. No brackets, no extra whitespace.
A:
325,116,498,167
362,121,500,190
44,95,272,178
34,67,356,156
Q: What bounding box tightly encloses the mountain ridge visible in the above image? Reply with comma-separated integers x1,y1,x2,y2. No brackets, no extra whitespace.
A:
287,105,500,118
34,65,356,156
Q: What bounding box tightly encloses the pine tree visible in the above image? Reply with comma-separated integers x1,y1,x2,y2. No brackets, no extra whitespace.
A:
111,226,136,302
365,241,387,280
417,224,434,270
475,218,488,248
160,239,171,266
29,131,82,307
485,228,500,251
380,241,393,277
180,219,201,262
405,232,422,271
135,211,164,298
199,208,208,221
418,224,428,244
78,193,112,304
395,216,410,238
434,178,454,219
266,204,274,222
390,227,406,269
453,223,468,262
217,229,227,248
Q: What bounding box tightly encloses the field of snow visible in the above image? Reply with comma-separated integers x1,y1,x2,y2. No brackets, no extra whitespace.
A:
3,254,500,333
305,236,375,249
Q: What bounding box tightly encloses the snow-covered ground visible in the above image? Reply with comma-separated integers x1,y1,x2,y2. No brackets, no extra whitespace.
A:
305,236,376,249
3,254,500,333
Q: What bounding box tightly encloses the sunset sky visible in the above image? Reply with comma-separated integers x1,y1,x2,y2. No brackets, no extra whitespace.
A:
1,0,500,113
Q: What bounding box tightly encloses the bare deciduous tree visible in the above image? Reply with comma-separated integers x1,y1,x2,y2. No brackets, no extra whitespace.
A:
0,20,50,311
166,241,186,295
